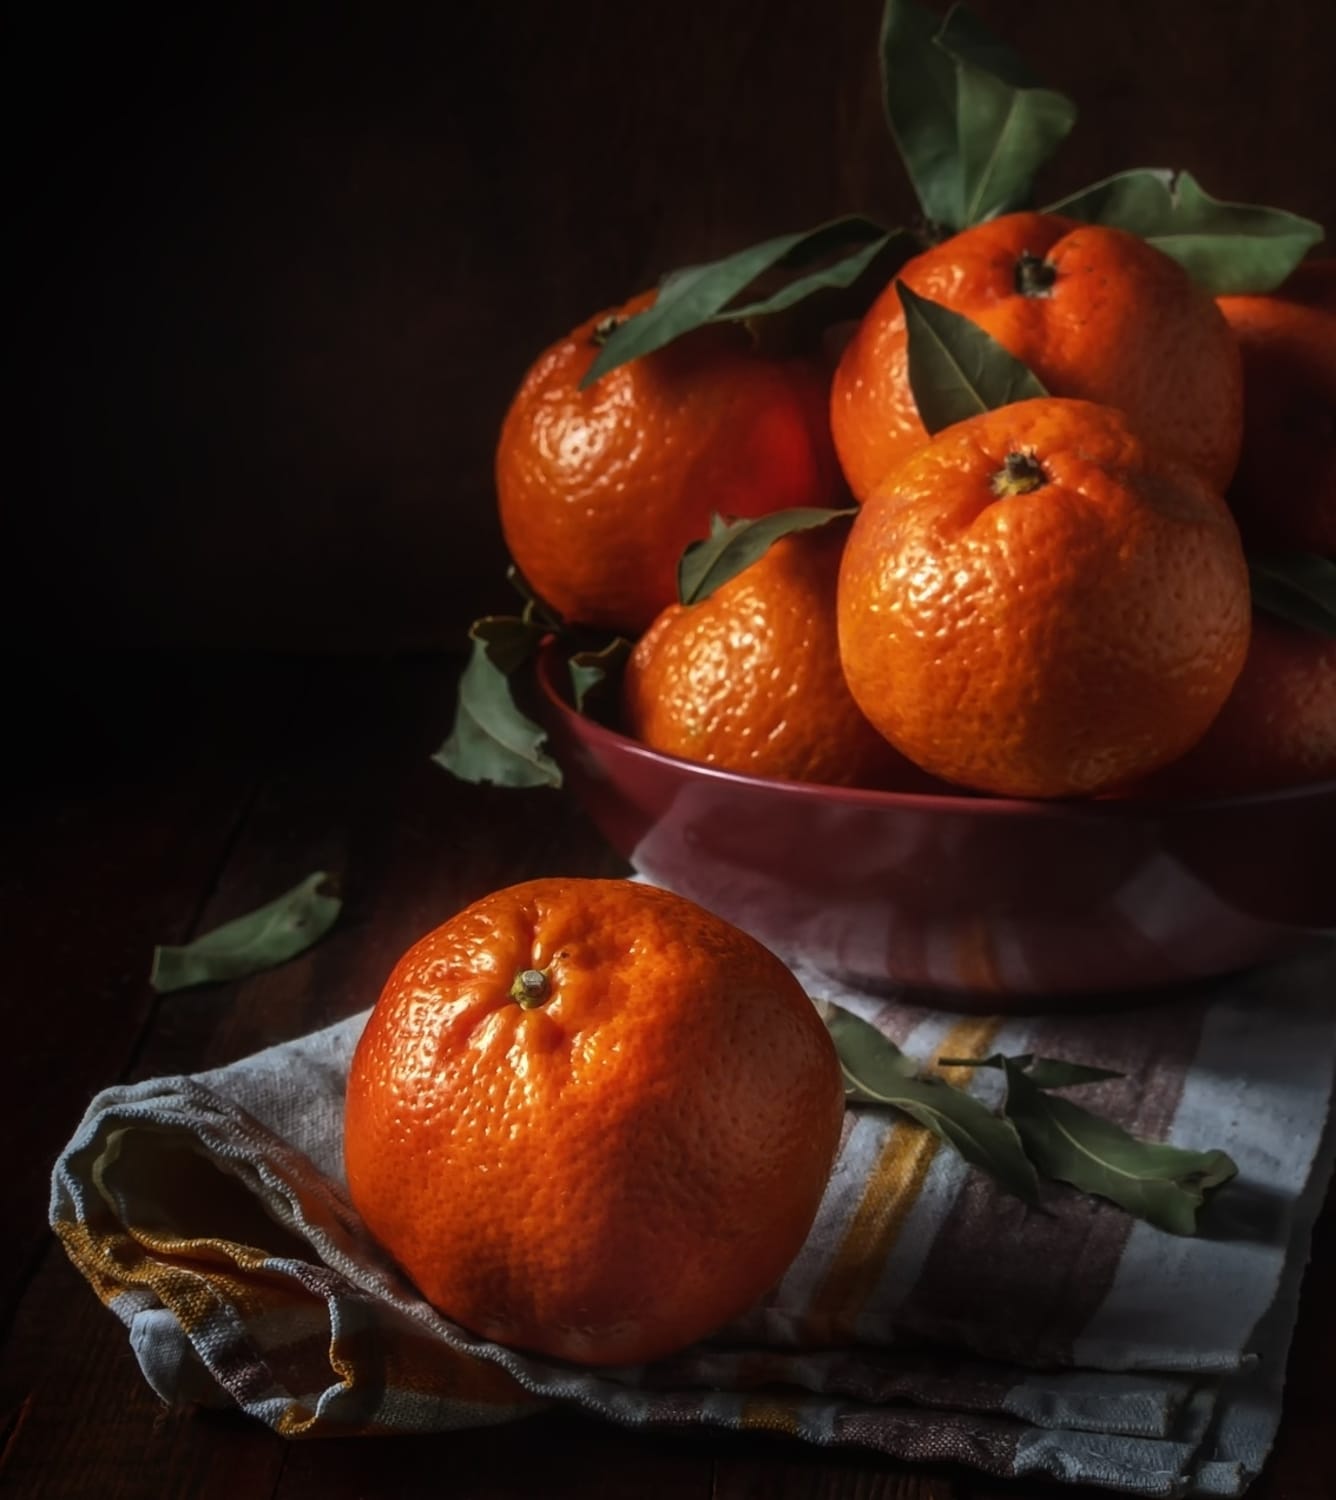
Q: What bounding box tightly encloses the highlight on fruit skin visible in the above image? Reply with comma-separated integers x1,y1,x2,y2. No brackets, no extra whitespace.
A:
343,877,846,1367
621,520,944,791
495,289,846,636
835,397,1252,801
830,212,1244,503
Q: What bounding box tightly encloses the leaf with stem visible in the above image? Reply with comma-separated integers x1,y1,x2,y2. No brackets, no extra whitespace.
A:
941,1053,1126,1089
998,1059,1237,1235
506,565,564,631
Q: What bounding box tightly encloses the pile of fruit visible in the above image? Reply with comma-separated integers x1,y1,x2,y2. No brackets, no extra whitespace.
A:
444,0,1335,804
357,6,1327,1367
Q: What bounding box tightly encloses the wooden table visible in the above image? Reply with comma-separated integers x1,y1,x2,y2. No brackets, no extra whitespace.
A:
2,654,1330,1498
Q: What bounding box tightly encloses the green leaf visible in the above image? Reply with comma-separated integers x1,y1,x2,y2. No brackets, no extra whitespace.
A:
880,0,964,229
721,228,914,321
1046,169,1325,294
1249,553,1336,639
823,1006,921,1088
999,1060,1237,1235
827,1007,1041,1206
941,1053,1125,1089
581,217,893,386
677,508,854,606
433,617,561,788
150,873,341,994
1008,1057,1125,1090
941,21,1078,230
899,282,1047,432
881,0,1077,232
568,636,632,713
933,4,1041,88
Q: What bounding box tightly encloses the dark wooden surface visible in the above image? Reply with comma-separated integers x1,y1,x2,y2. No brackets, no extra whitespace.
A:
10,0,1335,653
1,655,1331,1499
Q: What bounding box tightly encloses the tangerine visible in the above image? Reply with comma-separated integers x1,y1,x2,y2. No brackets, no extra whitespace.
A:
1217,259,1336,556
1134,610,1336,798
622,521,939,789
836,398,1251,800
496,291,844,634
831,213,1243,501
343,877,844,1366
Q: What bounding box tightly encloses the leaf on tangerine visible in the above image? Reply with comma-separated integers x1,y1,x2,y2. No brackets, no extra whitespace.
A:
1046,168,1324,294
900,282,1047,433
581,216,895,387
676,508,855,606
722,227,917,322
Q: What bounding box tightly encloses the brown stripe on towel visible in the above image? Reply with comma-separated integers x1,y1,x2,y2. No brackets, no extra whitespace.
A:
888,994,1210,1367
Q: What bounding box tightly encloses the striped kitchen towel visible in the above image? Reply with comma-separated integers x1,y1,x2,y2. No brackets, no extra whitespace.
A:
51,941,1335,1495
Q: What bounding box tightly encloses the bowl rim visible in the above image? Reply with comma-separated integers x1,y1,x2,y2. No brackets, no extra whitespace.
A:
533,638,1336,820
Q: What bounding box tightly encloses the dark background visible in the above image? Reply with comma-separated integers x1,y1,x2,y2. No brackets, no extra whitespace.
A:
4,13,1335,1494
10,0,1334,652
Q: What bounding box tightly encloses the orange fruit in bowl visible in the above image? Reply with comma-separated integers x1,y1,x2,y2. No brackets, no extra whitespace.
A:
621,520,942,789
1217,259,1336,555
495,290,845,634
343,877,844,1366
1131,610,1336,799
830,212,1243,501
836,397,1251,800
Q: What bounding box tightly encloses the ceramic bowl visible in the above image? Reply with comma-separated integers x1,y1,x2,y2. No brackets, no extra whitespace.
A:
532,642,1336,1009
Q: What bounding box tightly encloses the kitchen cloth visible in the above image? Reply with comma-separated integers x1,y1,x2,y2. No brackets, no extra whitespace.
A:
51,939,1336,1497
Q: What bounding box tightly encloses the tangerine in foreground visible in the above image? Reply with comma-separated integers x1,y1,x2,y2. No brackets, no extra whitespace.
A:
837,398,1251,800
344,877,845,1366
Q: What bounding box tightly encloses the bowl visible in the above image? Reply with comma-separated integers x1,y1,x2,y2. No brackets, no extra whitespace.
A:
532,642,1336,1009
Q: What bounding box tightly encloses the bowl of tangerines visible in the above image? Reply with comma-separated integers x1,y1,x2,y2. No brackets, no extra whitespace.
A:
440,0,1335,1005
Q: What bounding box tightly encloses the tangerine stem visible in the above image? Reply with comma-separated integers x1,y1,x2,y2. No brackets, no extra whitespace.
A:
509,968,551,1008
1014,252,1057,298
589,315,624,347
991,451,1047,497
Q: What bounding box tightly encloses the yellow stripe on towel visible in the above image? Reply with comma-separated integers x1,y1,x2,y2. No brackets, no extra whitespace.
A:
808,1014,1002,1341
739,1396,803,1436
